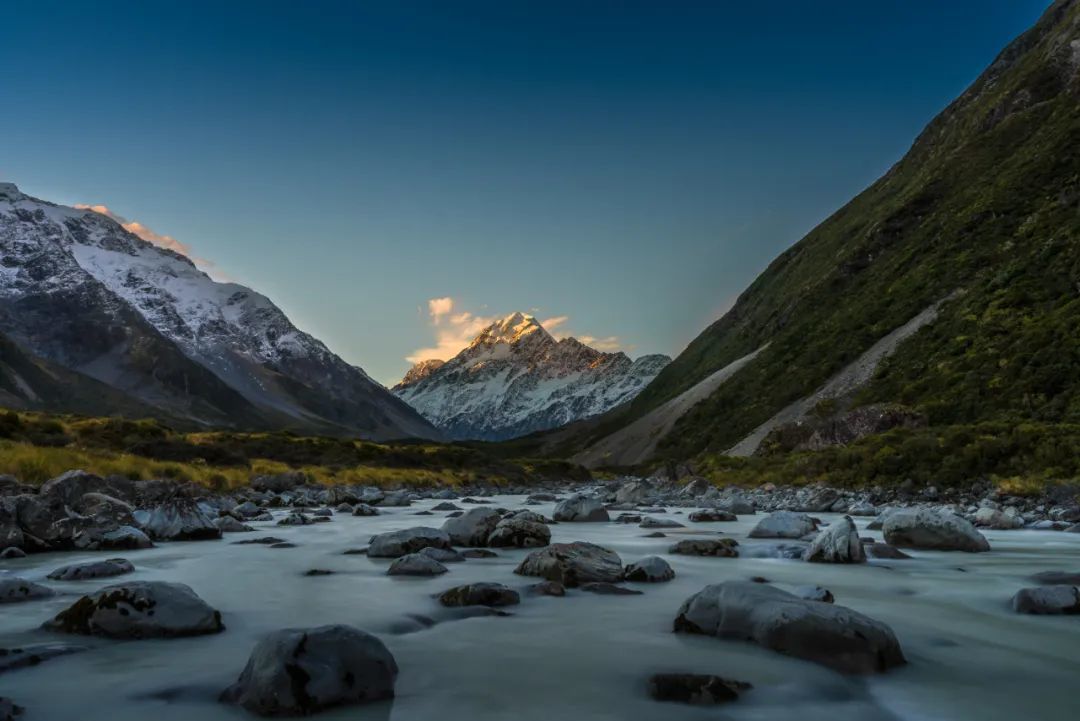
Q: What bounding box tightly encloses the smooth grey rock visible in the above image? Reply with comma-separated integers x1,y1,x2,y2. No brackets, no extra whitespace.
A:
44,581,224,638
624,556,675,582
0,643,88,674
487,518,551,548
805,516,865,564
438,582,520,607
639,516,684,529
674,581,905,674
669,539,739,557
748,511,818,539
0,577,55,603
1012,585,1080,615
883,509,990,552
514,542,623,587
552,494,609,522
352,504,379,517
441,507,501,547
418,546,466,563
387,553,448,576
614,480,653,505
47,558,134,581
220,624,397,715
214,516,254,533
135,499,221,541
367,527,451,558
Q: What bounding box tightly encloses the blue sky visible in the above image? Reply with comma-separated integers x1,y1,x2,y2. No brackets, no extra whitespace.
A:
0,1,1050,384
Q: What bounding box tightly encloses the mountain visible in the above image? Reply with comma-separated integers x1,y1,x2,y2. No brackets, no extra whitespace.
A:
0,183,439,440
562,0,1080,469
393,312,670,440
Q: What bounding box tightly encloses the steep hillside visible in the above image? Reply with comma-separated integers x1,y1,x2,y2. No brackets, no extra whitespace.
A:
571,0,1080,468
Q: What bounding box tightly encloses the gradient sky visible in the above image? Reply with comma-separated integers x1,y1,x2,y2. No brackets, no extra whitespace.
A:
0,1,1051,385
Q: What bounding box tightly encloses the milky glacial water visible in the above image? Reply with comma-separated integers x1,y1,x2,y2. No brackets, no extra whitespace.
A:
2,497,1079,721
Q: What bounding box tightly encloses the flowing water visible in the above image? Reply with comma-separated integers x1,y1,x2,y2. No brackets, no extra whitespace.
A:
2,496,1079,721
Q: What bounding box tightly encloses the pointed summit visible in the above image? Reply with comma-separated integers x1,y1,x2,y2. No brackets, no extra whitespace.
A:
470,312,551,348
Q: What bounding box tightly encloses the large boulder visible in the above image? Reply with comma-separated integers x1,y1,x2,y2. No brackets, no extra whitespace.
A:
974,507,1024,530
748,511,818,539
47,558,134,581
441,507,502,547
614,480,653,505
0,576,55,603
882,509,990,552
674,581,905,674
367,527,452,558
804,516,865,564
552,495,609,522
438,582,520,607
134,499,221,541
624,556,675,582
39,470,130,507
44,581,224,638
514,542,623,587
387,553,448,576
486,518,551,548
1012,586,1080,615
798,487,840,513
220,625,397,716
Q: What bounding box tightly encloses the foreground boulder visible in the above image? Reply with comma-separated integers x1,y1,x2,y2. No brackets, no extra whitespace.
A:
648,673,751,705
47,558,134,581
552,495,609,522
367,527,452,558
515,542,623,587
1012,586,1080,615
748,511,818,539
438,582,520,607
0,577,54,603
134,499,221,541
44,581,224,638
487,518,551,548
804,516,865,564
882,509,990,552
624,556,675,582
221,625,397,716
669,539,738,557
441,507,502,546
674,581,905,674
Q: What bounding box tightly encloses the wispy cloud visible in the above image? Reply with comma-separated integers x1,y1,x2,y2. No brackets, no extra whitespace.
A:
75,203,228,279
406,298,626,366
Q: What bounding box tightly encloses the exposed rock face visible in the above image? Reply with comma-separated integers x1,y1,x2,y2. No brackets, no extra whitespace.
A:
624,556,675,582
393,312,670,441
553,494,609,522
0,185,438,440
44,581,224,639
441,507,502,547
220,625,398,716
438,583,521,607
674,582,905,674
748,511,818,539
763,404,926,453
804,516,865,563
514,542,624,587
883,510,990,552
0,577,55,603
1012,586,1080,615
486,518,551,548
367,527,452,558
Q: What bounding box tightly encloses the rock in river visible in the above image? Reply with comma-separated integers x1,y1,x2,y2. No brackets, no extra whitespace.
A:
387,553,448,576
439,582,520,607
648,673,751,705
883,509,990,552
221,624,397,716
669,539,739,557
624,556,675,582
804,516,865,564
441,507,501,547
552,494,609,522
515,542,623,587
1012,586,1080,615
44,581,224,639
674,581,906,674
0,577,55,603
688,509,737,523
367,527,452,558
134,499,221,541
487,518,551,548
47,558,134,581
748,511,818,539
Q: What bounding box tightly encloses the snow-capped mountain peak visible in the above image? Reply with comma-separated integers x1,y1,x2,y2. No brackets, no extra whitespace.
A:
394,311,671,440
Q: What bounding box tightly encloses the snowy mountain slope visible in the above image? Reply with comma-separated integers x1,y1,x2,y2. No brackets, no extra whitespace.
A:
393,312,670,440
0,182,438,440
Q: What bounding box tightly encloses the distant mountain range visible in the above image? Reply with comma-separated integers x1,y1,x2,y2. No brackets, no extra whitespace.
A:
393,312,669,441
0,183,438,440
